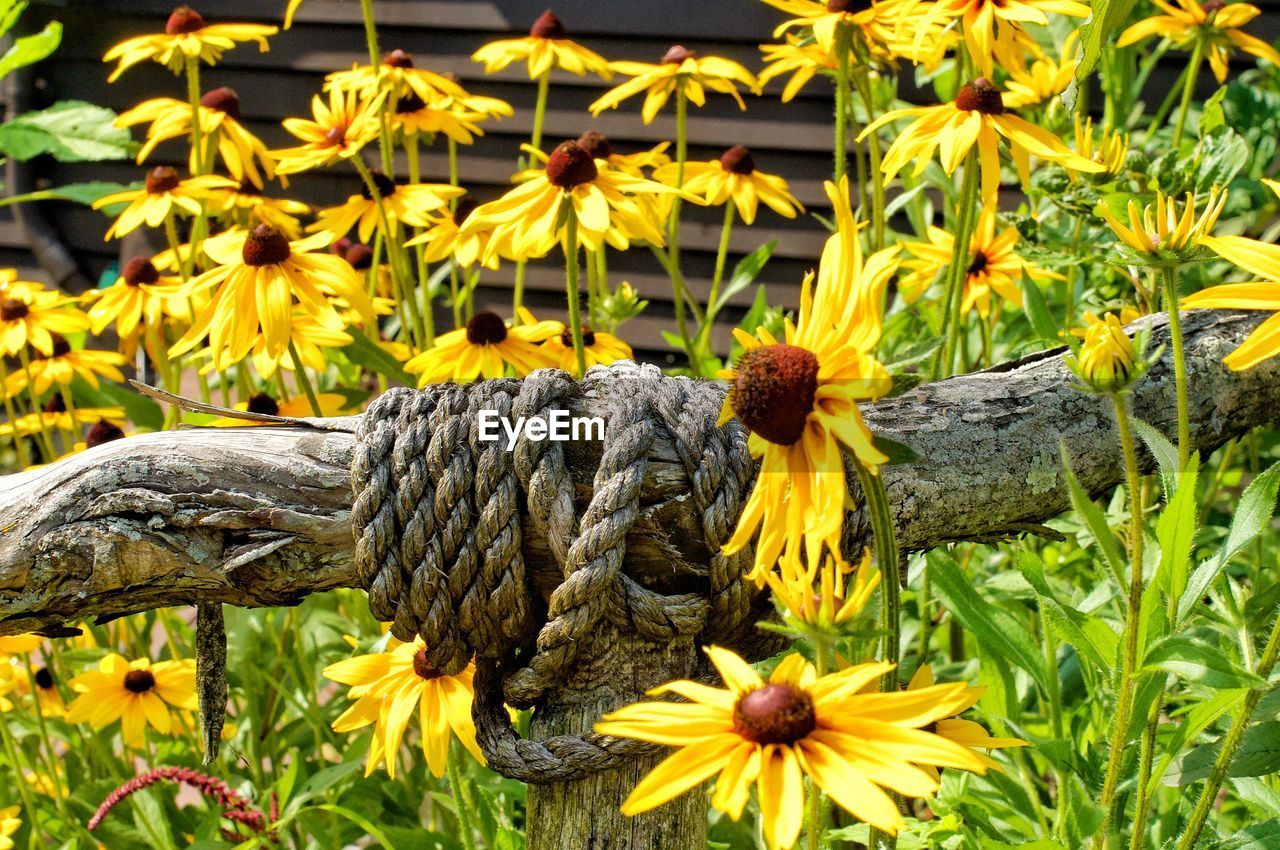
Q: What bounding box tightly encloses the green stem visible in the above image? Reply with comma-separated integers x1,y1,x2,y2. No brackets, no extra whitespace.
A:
18,350,55,460
667,86,697,370
852,64,885,250
1161,265,1190,471
696,202,735,357
1043,610,1068,836
1171,39,1204,149
289,341,323,416
1095,392,1146,850
530,71,551,155
932,152,981,380
564,210,587,377
833,23,852,182
1175,611,1280,850
447,753,479,850
806,641,831,850
353,156,423,347
0,710,44,849
357,0,395,174
1128,686,1164,850
0,367,29,469
184,56,205,175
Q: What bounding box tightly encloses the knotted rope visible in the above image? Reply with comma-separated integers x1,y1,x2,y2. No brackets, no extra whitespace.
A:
350,362,782,783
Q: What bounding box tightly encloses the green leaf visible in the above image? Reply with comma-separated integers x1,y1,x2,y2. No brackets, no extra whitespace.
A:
1142,635,1266,689
1130,418,1180,495
871,434,922,466
1020,271,1059,344
341,332,413,387
1147,688,1246,795
1205,819,1280,850
0,100,135,162
0,20,60,80
0,2,27,41
1040,597,1117,673
1155,455,1199,602
1200,85,1229,138
1060,443,1128,590
307,804,397,847
70,374,163,432
1179,461,1280,624
1075,0,1140,83
1166,722,1280,787
710,240,775,319
927,549,1051,696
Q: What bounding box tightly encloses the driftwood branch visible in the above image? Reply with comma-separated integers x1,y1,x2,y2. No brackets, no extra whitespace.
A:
0,309,1274,637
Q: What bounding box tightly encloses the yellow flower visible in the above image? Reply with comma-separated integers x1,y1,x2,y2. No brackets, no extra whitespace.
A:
758,38,837,103
3,658,68,720
654,145,803,225
0,636,42,654
390,94,489,145
0,289,89,357
3,335,126,396
460,140,686,261
760,0,939,60
209,391,352,425
92,167,237,239
862,77,1105,203
322,637,484,779
590,46,758,124
540,323,633,372
1097,187,1226,265
597,646,988,849
718,178,897,580
1073,117,1130,178
472,10,612,80
900,206,1065,318
251,313,358,380
0,805,19,850
0,401,125,440
1069,311,1141,393
66,653,197,748
902,665,1027,778
764,549,880,628
405,197,500,271
214,180,311,238
573,130,671,176
309,172,464,244
923,0,1089,77
85,256,187,340
103,6,277,82
1184,183,1280,370
1002,35,1080,109
168,225,374,370
116,89,275,187
404,308,560,385
1118,0,1280,82
271,87,386,175
326,49,470,105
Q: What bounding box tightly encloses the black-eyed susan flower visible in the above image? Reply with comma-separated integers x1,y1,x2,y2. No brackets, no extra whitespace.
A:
4,334,126,396
1002,36,1080,109
0,289,89,357
1118,0,1280,83
214,180,311,238
923,0,1089,77
322,637,484,779
597,646,988,849
760,0,933,57
102,6,277,82
208,390,351,425
116,88,275,188
404,308,560,384
1065,312,1147,393
589,45,758,124
902,665,1027,777
862,77,1105,203
1097,188,1226,268
540,323,633,371
0,806,19,849
718,178,897,580
390,91,488,145
0,635,42,654
92,166,237,240
765,549,880,628
245,312,357,380
574,130,671,176
326,49,469,104
271,87,386,175
900,207,1065,318
309,172,464,244
168,224,374,371
758,37,837,103
86,257,187,340
405,197,500,270
472,10,612,80
0,398,126,440
655,145,803,225
460,140,686,261
66,653,197,748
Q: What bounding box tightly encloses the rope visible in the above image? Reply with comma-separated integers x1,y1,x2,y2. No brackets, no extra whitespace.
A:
350,361,783,783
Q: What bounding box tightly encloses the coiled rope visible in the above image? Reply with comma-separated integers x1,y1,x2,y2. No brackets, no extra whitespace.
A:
350,362,782,783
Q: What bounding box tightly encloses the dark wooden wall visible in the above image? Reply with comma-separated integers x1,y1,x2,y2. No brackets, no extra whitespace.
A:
10,0,1280,362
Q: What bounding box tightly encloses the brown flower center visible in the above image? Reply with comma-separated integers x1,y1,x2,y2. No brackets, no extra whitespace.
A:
561,326,596,348
123,669,156,693
1201,0,1224,12
237,179,261,196
412,649,442,680
43,394,66,414
576,130,613,160
827,0,874,11
145,166,182,195
466,311,508,345
344,243,374,270
383,48,414,68
663,44,695,65
123,256,161,286
43,333,71,359
247,392,280,416
86,420,126,448
360,170,398,200
967,250,989,275
530,9,567,39
396,92,426,114
729,344,819,446
165,6,206,34
1,298,29,322
33,667,54,690
200,87,241,120
733,684,817,745
955,77,1005,115
323,125,348,147
453,196,478,226
720,145,755,175
241,224,292,267
546,141,599,188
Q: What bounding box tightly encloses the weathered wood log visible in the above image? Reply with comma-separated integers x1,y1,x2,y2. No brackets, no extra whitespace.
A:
0,308,1275,850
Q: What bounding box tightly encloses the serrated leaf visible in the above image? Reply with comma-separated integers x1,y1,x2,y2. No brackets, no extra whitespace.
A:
1040,596,1117,672
0,19,59,80
1205,819,1280,850
1165,722,1280,787
1142,635,1266,689
1060,443,1128,589
0,100,135,162
1131,417,1180,496
1075,0,1140,83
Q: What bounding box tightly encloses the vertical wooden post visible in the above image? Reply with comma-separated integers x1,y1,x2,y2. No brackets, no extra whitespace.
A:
525,625,706,850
